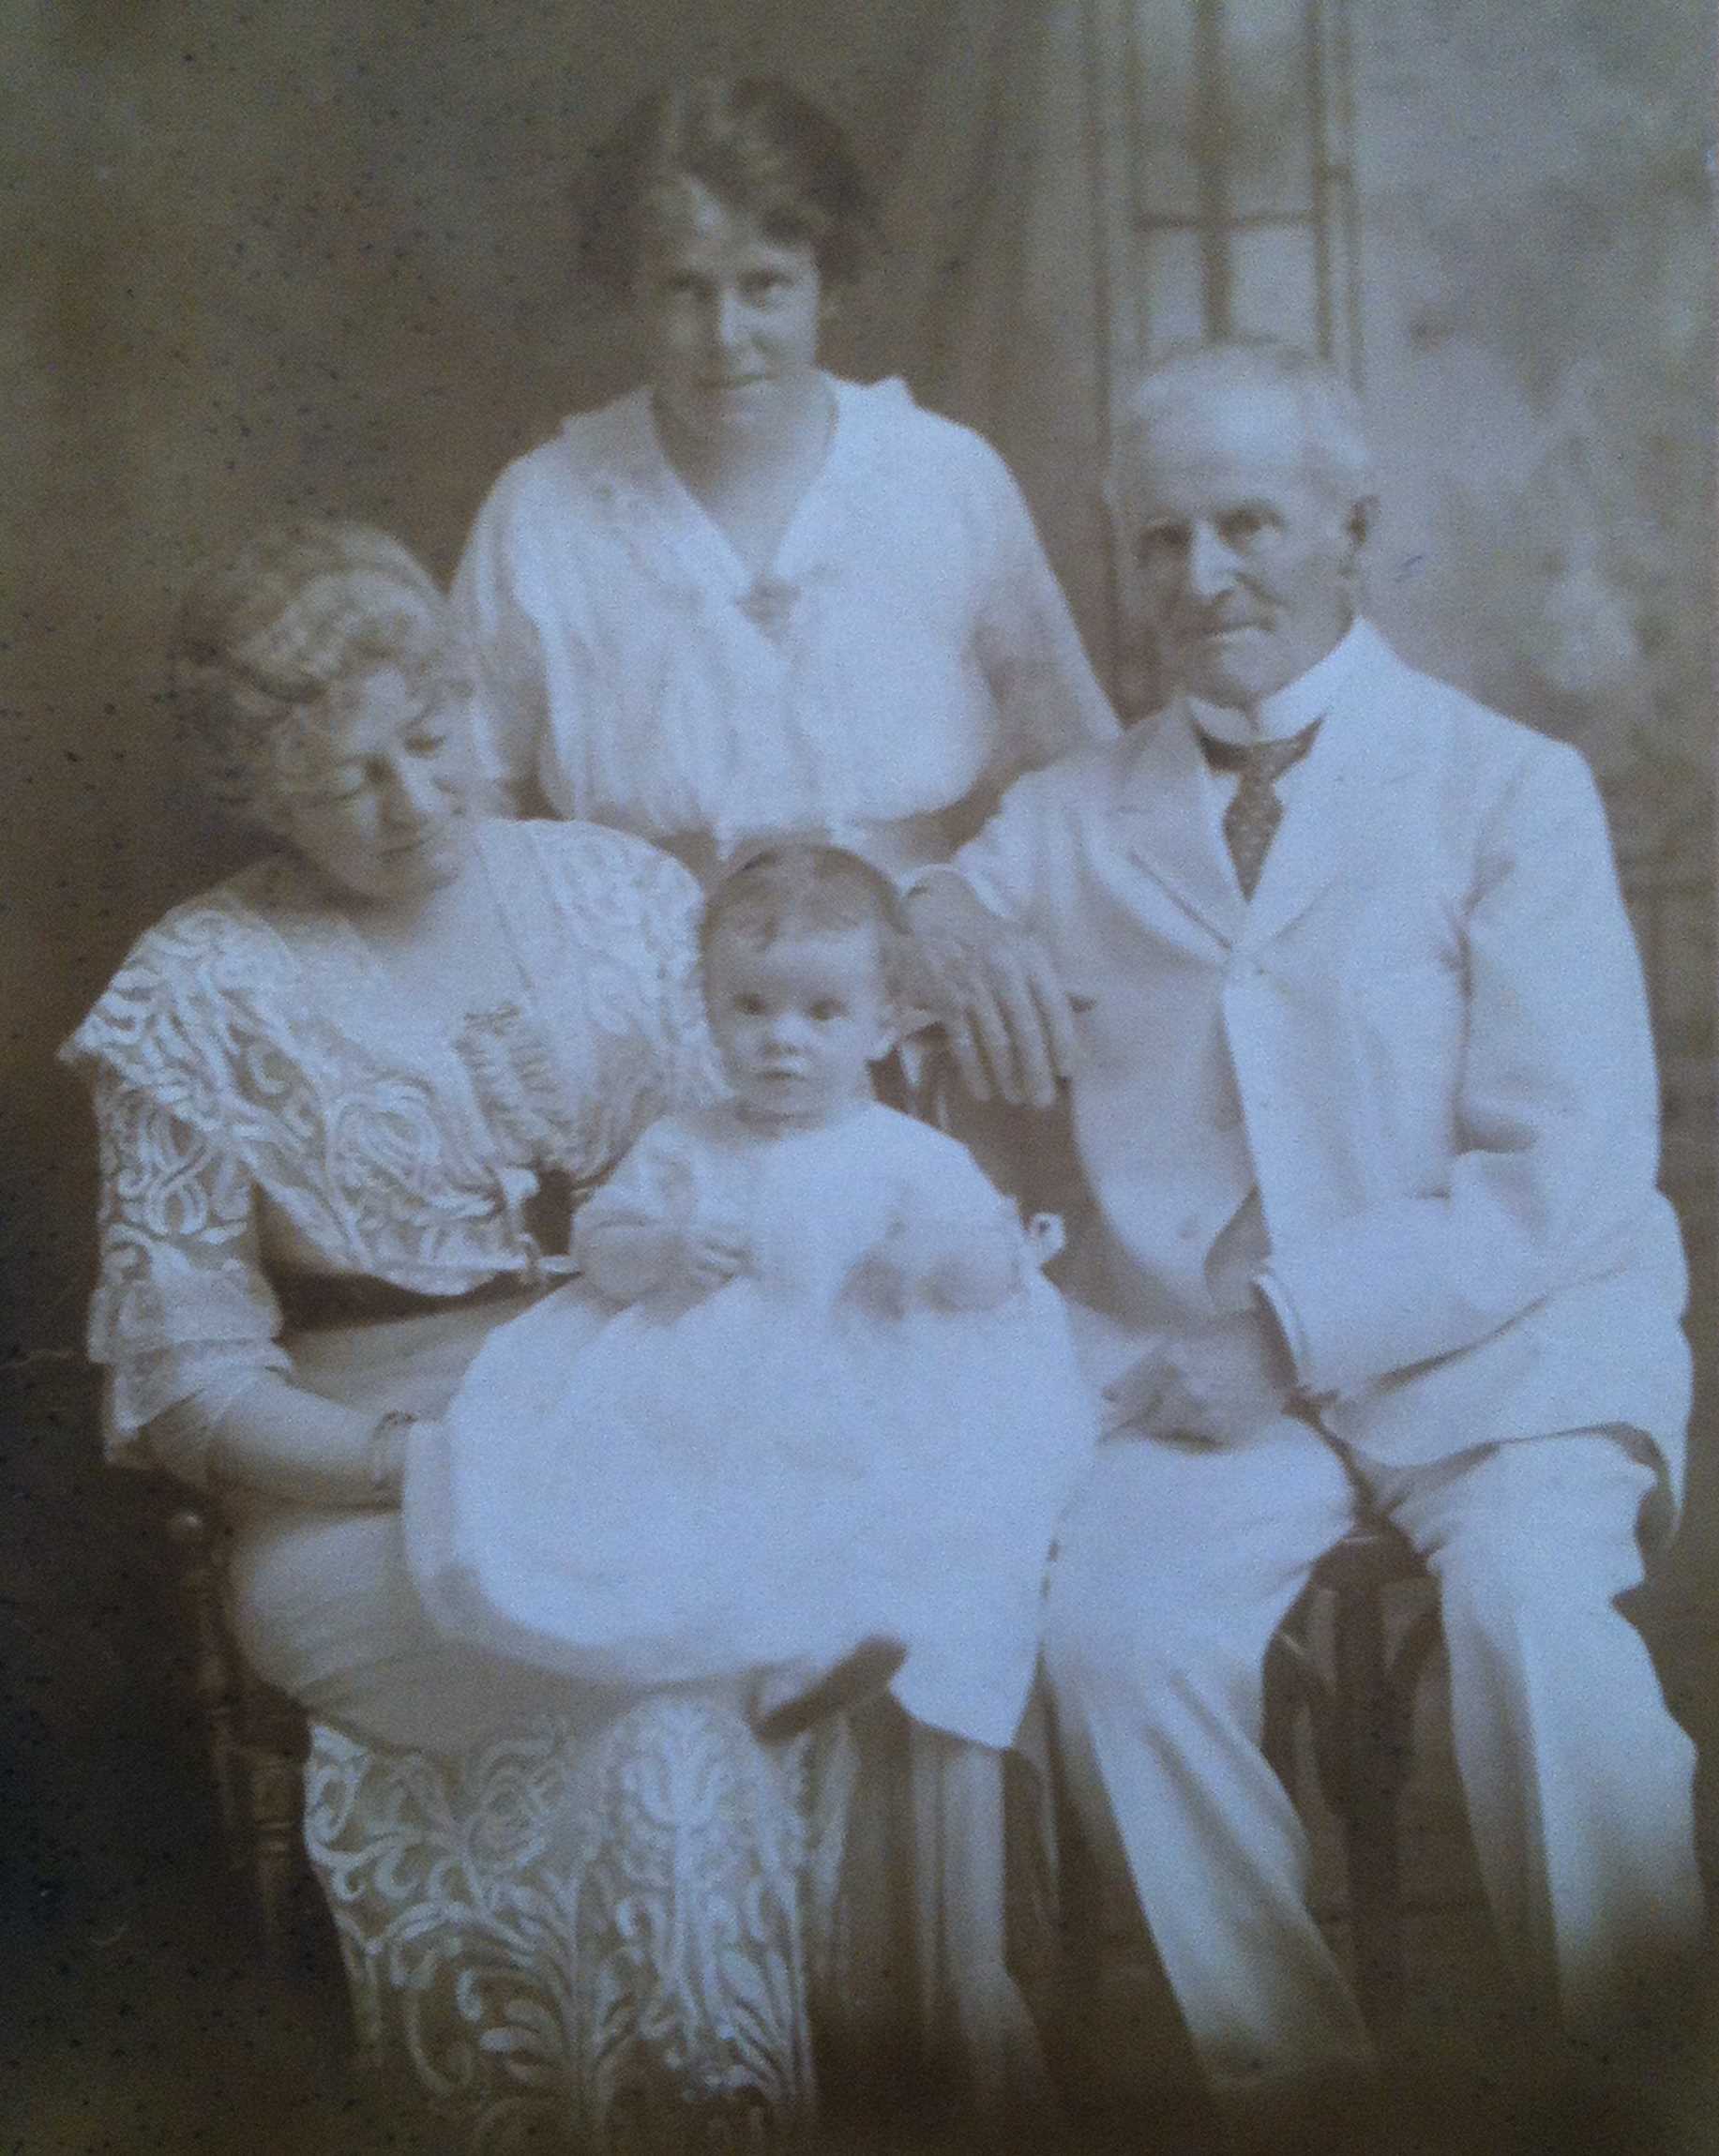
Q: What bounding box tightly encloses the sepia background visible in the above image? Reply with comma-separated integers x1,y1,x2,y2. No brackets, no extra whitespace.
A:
2,0,1712,2146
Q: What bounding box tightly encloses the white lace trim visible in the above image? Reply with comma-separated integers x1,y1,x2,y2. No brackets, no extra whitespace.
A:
305,1701,856,2151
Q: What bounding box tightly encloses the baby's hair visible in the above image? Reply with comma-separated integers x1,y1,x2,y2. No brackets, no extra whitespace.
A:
700,840,909,993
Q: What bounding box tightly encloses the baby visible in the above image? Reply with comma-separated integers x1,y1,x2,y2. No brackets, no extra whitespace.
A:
412,843,1095,1752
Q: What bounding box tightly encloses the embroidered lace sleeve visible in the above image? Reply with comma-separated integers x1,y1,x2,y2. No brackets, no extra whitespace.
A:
59,879,533,1453
966,437,1120,771
77,1057,289,1456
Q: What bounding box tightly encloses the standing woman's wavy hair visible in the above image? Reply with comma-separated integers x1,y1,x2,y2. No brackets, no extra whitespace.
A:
578,76,879,295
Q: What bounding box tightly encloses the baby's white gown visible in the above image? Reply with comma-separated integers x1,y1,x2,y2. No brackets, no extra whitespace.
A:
409,1100,1096,1749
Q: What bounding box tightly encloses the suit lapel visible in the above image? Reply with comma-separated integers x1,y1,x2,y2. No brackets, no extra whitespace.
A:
1109,704,1246,949
1242,625,1417,948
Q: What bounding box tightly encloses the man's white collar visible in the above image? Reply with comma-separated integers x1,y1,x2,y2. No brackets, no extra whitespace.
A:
1183,620,1367,747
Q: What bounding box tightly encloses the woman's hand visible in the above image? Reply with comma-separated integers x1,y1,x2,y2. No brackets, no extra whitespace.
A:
366,1409,435,1500
902,876,1082,1109
150,1373,419,1510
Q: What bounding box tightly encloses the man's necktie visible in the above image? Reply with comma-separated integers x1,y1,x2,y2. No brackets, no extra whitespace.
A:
1199,718,1323,899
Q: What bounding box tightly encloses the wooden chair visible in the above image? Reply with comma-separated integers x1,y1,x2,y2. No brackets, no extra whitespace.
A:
1261,1517,1442,2028
166,1506,311,1957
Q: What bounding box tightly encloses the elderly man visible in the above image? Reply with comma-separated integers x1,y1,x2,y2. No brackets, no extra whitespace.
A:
907,339,1702,2108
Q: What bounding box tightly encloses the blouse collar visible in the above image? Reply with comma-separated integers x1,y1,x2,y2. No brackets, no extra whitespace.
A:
568,375,906,592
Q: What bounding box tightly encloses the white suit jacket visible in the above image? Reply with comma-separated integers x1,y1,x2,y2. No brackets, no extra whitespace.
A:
952,622,1690,1493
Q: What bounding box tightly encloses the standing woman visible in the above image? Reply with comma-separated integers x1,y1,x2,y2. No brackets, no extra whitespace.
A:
452,74,1114,2125
453,74,1117,884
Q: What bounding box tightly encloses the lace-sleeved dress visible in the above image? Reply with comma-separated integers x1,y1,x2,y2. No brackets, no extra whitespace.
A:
60,820,850,2149
62,819,708,1461
452,375,1119,880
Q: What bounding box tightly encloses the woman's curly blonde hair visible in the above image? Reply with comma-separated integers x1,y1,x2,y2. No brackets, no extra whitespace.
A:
167,521,465,834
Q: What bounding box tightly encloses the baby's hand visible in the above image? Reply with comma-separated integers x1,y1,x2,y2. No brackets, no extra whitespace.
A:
917,1215,1022,1313
845,1242,915,1320
846,1214,1020,1319
845,1213,939,1318
676,1214,752,1293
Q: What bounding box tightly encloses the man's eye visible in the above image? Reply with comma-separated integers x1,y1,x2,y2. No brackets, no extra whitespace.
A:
1137,523,1187,558
304,767,365,802
406,733,447,757
734,996,765,1017
809,1001,844,1022
744,273,788,299
1220,508,1271,545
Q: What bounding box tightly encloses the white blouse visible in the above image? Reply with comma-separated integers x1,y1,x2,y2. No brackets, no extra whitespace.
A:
452,375,1119,877
59,820,712,1450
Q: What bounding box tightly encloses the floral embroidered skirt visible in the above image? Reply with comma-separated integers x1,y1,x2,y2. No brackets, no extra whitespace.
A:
222,1302,988,2152
306,1701,857,2153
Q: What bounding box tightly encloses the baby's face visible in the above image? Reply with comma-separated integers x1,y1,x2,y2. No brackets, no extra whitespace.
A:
704,925,895,1128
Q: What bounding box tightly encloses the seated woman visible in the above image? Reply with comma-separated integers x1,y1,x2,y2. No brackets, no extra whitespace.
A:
57,522,857,2151
452,73,1117,883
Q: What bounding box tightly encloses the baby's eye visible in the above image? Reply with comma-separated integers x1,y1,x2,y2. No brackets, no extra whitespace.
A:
744,271,789,300
405,732,447,757
733,994,766,1018
808,1000,845,1022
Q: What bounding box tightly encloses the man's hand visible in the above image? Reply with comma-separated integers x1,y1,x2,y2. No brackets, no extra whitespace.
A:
903,875,1082,1109
1102,1306,1298,1446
